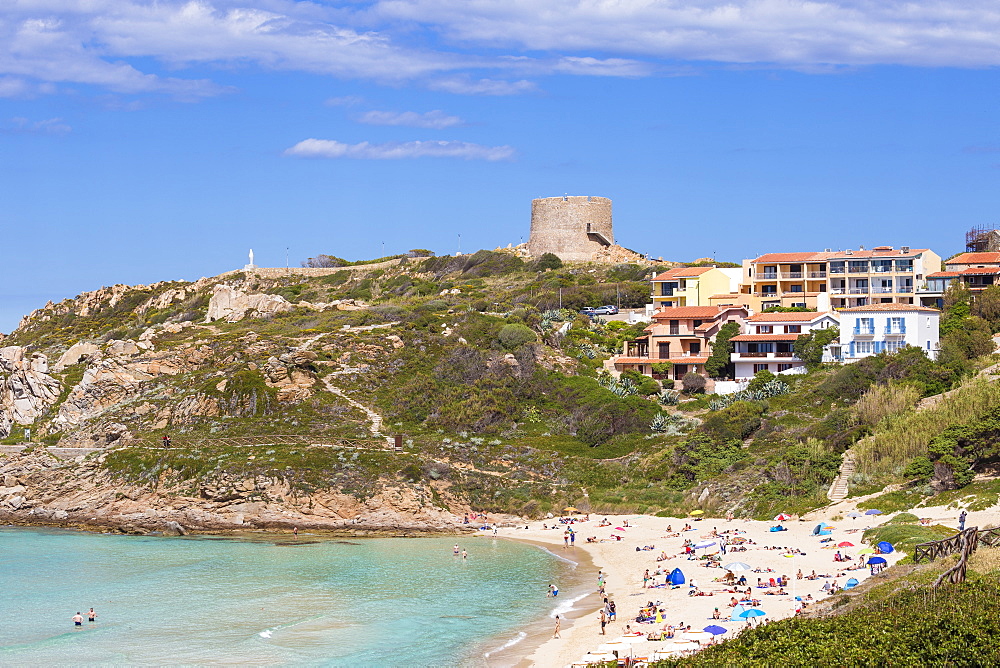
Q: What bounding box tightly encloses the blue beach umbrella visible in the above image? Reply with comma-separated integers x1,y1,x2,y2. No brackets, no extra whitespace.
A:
844,578,860,589
668,568,686,585
703,625,728,635
877,541,894,554
693,540,717,549
867,556,887,566
738,609,766,619
865,509,883,515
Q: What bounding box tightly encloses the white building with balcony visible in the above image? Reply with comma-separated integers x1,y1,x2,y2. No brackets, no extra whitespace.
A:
729,311,840,381
840,303,940,362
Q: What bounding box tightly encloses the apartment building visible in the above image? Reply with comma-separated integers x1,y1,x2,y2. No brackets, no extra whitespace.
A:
919,252,1000,308
729,311,840,381
614,305,748,381
839,303,940,362
738,247,941,312
650,266,742,309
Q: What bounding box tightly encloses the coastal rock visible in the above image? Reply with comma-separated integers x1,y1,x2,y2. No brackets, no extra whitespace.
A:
53,342,100,371
206,284,294,323
0,347,61,437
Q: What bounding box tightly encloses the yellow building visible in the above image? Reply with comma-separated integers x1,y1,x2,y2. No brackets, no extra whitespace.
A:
651,266,742,309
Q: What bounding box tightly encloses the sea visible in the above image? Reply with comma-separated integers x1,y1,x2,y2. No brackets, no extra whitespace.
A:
0,526,586,666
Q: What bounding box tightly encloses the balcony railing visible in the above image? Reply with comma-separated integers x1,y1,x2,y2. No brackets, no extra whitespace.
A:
753,292,779,297
897,286,914,293
872,266,893,273
853,327,876,336
848,266,870,273
831,287,847,294
885,326,906,336
668,328,680,336
808,272,827,278
849,288,870,294
829,267,846,274
873,287,895,293
775,351,795,357
895,266,914,272
786,272,803,279
755,273,778,280
739,352,770,357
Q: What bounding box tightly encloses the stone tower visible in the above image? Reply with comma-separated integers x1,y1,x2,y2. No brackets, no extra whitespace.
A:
527,196,614,262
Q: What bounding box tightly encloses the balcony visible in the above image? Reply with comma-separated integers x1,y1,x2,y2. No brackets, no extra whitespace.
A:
897,286,914,293
753,292,779,298
885,326,906,336
831,287,847,294
848,267,869,274
775,351,795,357
873,287,895,294
739,352,770,357
849,287,870,294
809,272,827,278
872,266,893,273
668,328,680,336
755,273,778,280
785,272,803,279
895,266,914,272
829,267,846,274
853,326,876,336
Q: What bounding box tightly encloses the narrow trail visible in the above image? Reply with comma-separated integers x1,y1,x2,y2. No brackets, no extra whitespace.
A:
320,375,385,439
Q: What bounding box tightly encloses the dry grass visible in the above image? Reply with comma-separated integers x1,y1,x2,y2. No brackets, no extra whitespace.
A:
854,377,1000,477
851,382,921,428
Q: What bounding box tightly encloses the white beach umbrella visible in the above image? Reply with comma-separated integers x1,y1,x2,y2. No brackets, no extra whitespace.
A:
683,630,713,642
723,562,752,571
581,652,618,663
613,635,648,644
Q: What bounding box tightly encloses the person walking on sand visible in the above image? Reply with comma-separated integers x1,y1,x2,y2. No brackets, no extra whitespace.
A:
72,612,83,627
959,510,968,531
87,608,97,623
599,608,607,635
553,615,561,639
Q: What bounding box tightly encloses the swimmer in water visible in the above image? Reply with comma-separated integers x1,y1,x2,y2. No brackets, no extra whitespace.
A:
72,613,83,627
454,544,460,555
462,549,468,559
87,608,97,622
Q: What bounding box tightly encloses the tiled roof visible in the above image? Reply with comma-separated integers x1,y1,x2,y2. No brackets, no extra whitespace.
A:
666,356,709,364
708,293,743,300
927,271,960,278
959,267,1000,275
839,303,940,313
752,252,833,263
651,267,714,280
747,311,831,322
946,252,1000,265
829,248,928,259
694,322,714,331
651,306,742,319
730,334,804,342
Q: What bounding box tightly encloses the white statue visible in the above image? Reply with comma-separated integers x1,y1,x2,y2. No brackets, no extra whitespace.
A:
249,248,254,266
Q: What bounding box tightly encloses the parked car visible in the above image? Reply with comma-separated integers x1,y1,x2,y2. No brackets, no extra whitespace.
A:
601,305,619,315
580,307,598,315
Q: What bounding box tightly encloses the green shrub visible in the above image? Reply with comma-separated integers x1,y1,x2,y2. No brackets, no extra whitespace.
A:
498,323,537,350
701,400,765,442
681,372,706,394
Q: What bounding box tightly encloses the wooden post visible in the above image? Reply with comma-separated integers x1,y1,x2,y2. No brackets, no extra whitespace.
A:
394,435,403,452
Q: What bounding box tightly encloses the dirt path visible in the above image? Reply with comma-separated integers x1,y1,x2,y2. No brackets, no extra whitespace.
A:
319,376,385,439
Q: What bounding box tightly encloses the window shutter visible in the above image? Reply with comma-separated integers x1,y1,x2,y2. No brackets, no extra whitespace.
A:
849,341,855,357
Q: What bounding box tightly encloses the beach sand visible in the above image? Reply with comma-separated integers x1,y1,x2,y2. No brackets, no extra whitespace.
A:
491,501,987,668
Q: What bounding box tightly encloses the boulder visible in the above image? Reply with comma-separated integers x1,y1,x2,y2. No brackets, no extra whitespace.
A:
53,342,100,371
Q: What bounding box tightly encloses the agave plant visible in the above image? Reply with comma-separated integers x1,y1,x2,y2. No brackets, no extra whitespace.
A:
710,379,791,410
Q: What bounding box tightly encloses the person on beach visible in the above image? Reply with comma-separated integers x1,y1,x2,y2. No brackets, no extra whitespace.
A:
293,527,298,537
959,510,968,531
72,612,83,627
462,549,468,560
609,600,616,621
87,608,97,622
599,608,607,635
553,615,561,638
454,544,460,555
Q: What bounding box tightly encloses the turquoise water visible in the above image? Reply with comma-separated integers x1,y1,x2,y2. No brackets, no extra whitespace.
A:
0,527,576,666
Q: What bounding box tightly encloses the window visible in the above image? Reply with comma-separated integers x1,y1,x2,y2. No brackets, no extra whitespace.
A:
669,320,680,335
660,282,676,296
855,341,874,355
761,286,777,294
778,364,794,372
789,285,803,292
829,261,846,274
890,317,904,333
757,325,773,334
693,320,703,328
849,260,869,273
785,325,801,333
872,260,893,273
896,259,914,272
753,364,770,373
791,302,807,308
884,340,906,352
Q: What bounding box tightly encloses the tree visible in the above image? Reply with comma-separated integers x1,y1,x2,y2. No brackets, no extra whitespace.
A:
533,253,563,271
302,254,346,268
941,283,972,336
938,316,994,369
705,321,740,379
793,326,840,370
972,285,1000,332
746,368,776,392
682,372,706,394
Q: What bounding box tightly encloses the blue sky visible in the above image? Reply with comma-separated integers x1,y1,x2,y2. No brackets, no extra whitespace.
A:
2,1,999,332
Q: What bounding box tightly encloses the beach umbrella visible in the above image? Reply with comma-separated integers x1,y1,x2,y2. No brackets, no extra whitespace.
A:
865,509,882,515
877,541,894,554
693,540,717,549
774,513,792,521
683,630,713,642
563,506,579,513
668,567,686,585
738,608,766,619
868,556,887,565
690,510,705,515
838,541,855,548
848,512,862,519
858,547,875,555
703,625,728,636
615,635,648,644
584,651,619,662
614,527,626,531
844,578,860,589
724,562,752,571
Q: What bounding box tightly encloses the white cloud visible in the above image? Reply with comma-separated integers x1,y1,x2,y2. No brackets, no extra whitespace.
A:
325,95,365,107
2,116,71,134
376,0,1000,68
428,76,536,95
284,138,515,161
357,109,464,128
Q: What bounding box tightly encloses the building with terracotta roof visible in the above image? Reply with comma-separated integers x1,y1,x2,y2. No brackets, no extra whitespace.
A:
612,305,748,382
650,266,742,309
738,246,941,312
730,311,840,380
919,252,1000,308
839,303,940,362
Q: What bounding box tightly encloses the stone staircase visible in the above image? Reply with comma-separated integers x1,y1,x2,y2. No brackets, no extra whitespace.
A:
827,451,856,501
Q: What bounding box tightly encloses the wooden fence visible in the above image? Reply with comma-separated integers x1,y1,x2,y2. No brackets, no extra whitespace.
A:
913,526,1000,564
118,434,395,451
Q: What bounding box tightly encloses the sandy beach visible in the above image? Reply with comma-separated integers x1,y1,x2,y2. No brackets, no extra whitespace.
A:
491,500,984,668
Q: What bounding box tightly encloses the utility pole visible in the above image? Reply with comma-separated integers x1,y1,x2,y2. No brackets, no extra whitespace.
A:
617,283,621,309
559,287,563,310
285,247,289,271
458,233,462,255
